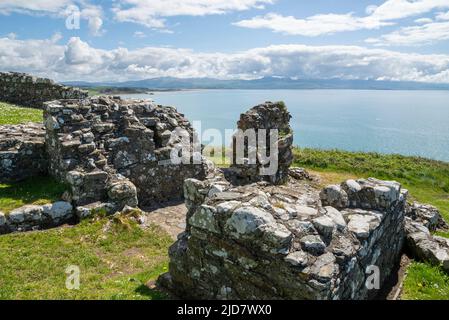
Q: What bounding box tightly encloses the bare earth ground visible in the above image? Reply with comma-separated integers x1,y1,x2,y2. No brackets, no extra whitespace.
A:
142,200,187,240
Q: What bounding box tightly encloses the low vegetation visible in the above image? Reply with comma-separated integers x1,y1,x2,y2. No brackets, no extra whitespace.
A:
0,102,43,125
85,87,149,96
0,216,171,300
0,177,66,213
402,263,449,300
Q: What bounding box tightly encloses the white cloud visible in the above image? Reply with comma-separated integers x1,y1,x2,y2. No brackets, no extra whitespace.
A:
6,32,17,40
1,36,449,84
112,0,274,28
0,0,104,36
234,0,449,38
436,10,449,20
81,5,104,36
133,31,146,38
369,0,449,21
233,13,393,36
414,17,433,23
0,0,72,14
366,20,449,45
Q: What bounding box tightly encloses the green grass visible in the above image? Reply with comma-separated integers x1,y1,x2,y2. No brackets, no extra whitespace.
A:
293,148,449,222
402,263,449,300
0,102,43,125
0,176,66,213
0,216,172,300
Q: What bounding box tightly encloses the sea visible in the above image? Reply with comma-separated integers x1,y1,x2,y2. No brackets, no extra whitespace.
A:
122,89,449,162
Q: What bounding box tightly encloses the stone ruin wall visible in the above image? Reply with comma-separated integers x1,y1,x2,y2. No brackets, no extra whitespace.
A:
158,104,407,299
160,175,406,300
43,96,212,210
0,72,87,109
227,102,293,185
0,123,47,182
0,95,214,234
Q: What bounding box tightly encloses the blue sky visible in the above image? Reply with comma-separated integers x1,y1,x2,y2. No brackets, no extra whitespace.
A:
1,0,449,82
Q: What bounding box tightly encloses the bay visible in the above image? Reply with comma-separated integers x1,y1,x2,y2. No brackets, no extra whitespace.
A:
123,89,449,162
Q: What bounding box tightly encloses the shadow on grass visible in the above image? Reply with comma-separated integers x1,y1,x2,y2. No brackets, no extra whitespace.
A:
134,283,168,300
0,176,66,212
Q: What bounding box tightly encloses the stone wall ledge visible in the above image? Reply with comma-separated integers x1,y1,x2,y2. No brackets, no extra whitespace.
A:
0,201,74,235
159,173,407,300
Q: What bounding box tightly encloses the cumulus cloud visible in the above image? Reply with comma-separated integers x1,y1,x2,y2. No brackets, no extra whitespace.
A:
1,36,449,84
112,0,274,29
234,0,449,38
0,0,104,36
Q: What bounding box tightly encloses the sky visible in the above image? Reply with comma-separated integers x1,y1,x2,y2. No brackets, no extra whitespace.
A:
1,0,449,83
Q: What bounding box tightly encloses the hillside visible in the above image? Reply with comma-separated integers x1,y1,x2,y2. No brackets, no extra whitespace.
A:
64,77,449,91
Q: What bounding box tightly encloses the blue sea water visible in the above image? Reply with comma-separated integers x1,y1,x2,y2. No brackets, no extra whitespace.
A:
123,90,449,162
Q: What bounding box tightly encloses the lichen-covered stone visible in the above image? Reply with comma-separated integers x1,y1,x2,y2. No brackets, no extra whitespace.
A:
75,201,117,219
42,201,73,223
1,201,74,234
0,211,7,233
322,178,403,212
406,202,448,232
320,185,349,209
405,218,449,272
159,175,406,300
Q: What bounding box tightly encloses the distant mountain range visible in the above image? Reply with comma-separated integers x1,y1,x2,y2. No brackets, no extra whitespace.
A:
64,77,449,91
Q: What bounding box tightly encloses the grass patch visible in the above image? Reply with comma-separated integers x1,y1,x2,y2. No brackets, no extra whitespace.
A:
203,146,231,168
402,262,449,300
0,176,66,213
0,217,172,300
293,148,449,222
0,102,43,125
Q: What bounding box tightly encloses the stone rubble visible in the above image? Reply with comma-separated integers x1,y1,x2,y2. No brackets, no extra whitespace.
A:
406,202,448,232
404,203,449,272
